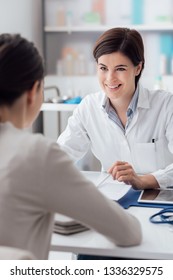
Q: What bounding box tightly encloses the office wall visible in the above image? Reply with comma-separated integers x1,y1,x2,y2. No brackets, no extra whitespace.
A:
0,0,42,53
0,0,43,132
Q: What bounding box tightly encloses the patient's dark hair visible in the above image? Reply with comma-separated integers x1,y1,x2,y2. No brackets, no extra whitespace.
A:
93,27,145,86
0,33,44,106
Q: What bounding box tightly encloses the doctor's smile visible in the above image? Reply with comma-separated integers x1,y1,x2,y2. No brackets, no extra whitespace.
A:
106,83,122,94
107,84,121,90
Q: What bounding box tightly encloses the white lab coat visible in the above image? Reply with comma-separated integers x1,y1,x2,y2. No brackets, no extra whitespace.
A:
58,84,173,189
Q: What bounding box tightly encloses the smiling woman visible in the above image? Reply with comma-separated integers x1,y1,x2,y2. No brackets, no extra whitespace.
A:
57,27,173,260
58,27,173,192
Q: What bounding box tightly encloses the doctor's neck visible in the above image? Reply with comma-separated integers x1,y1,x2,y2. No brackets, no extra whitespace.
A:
109,91,135,113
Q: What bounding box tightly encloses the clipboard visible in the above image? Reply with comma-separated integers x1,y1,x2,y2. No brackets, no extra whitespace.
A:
117,187,173,209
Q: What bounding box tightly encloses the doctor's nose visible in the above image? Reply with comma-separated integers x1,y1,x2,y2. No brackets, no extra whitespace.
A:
106,71,118,82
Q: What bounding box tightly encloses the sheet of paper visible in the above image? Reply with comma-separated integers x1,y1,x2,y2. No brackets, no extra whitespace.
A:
82,171,131,201
81,171,107,185
99,181,131,201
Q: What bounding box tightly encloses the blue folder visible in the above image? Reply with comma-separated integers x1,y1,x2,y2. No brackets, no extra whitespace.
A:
117,187,172,209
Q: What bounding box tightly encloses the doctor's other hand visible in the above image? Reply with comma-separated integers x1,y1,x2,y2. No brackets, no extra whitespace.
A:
107,161,159,190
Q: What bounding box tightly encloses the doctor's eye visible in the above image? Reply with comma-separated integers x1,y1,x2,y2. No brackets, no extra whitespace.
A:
116,67,126,72
99,66,108,72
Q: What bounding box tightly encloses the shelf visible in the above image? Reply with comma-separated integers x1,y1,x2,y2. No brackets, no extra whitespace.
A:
45,24,173,33
43,1,173,90
41,103,77,112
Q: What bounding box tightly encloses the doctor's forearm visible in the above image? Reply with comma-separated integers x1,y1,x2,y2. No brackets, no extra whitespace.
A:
138,174,159,190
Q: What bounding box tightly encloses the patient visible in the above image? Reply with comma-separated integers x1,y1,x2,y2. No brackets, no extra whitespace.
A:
0,33,142,259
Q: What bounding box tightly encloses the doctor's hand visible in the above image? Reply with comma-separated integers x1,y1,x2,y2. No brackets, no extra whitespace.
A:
107,161,159,190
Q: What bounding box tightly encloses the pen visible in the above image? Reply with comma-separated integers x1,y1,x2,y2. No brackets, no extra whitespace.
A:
96,173,111,188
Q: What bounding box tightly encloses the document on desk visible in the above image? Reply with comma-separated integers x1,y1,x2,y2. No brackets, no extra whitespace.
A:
82,171,131,201
54,213,88,235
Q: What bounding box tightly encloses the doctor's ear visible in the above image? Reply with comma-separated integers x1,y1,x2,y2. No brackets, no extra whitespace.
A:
135,62,143,76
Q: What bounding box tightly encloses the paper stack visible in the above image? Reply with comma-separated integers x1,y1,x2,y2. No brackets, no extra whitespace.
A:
54,213,89,235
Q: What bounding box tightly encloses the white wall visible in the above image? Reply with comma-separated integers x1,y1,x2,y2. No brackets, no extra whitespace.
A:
0,0,42,53
0,0,43,132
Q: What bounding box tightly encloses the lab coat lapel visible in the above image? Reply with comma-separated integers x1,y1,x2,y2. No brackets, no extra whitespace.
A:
125,85,150,135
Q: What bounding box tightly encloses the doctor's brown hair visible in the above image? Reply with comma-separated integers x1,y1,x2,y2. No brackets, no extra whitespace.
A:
93,27,145,86
0,33,44,106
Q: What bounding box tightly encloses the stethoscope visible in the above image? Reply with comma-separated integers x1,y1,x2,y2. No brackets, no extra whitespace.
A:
150,208,173,224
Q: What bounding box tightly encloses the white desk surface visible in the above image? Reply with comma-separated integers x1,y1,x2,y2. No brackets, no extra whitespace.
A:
51,172,173,259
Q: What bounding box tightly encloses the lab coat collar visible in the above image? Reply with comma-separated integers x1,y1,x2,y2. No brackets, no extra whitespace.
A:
100,92,107,109
125,84,150,135
137,83,150,109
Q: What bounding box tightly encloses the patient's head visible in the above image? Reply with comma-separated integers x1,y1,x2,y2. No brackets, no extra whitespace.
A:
0,33,44,106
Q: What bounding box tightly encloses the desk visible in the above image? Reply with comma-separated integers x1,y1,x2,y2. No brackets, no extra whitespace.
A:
50,172,173,259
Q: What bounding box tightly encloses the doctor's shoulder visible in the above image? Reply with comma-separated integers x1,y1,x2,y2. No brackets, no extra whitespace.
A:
148,88,173,106
68,91,103,127
78,91,104,110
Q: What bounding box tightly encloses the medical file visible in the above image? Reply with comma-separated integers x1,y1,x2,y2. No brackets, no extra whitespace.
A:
54,213,88,235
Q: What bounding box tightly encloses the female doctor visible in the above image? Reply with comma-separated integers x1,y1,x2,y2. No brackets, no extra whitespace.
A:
58,27,173,190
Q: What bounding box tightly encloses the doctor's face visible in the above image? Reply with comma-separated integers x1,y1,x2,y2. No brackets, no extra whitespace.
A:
97,52,142,102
